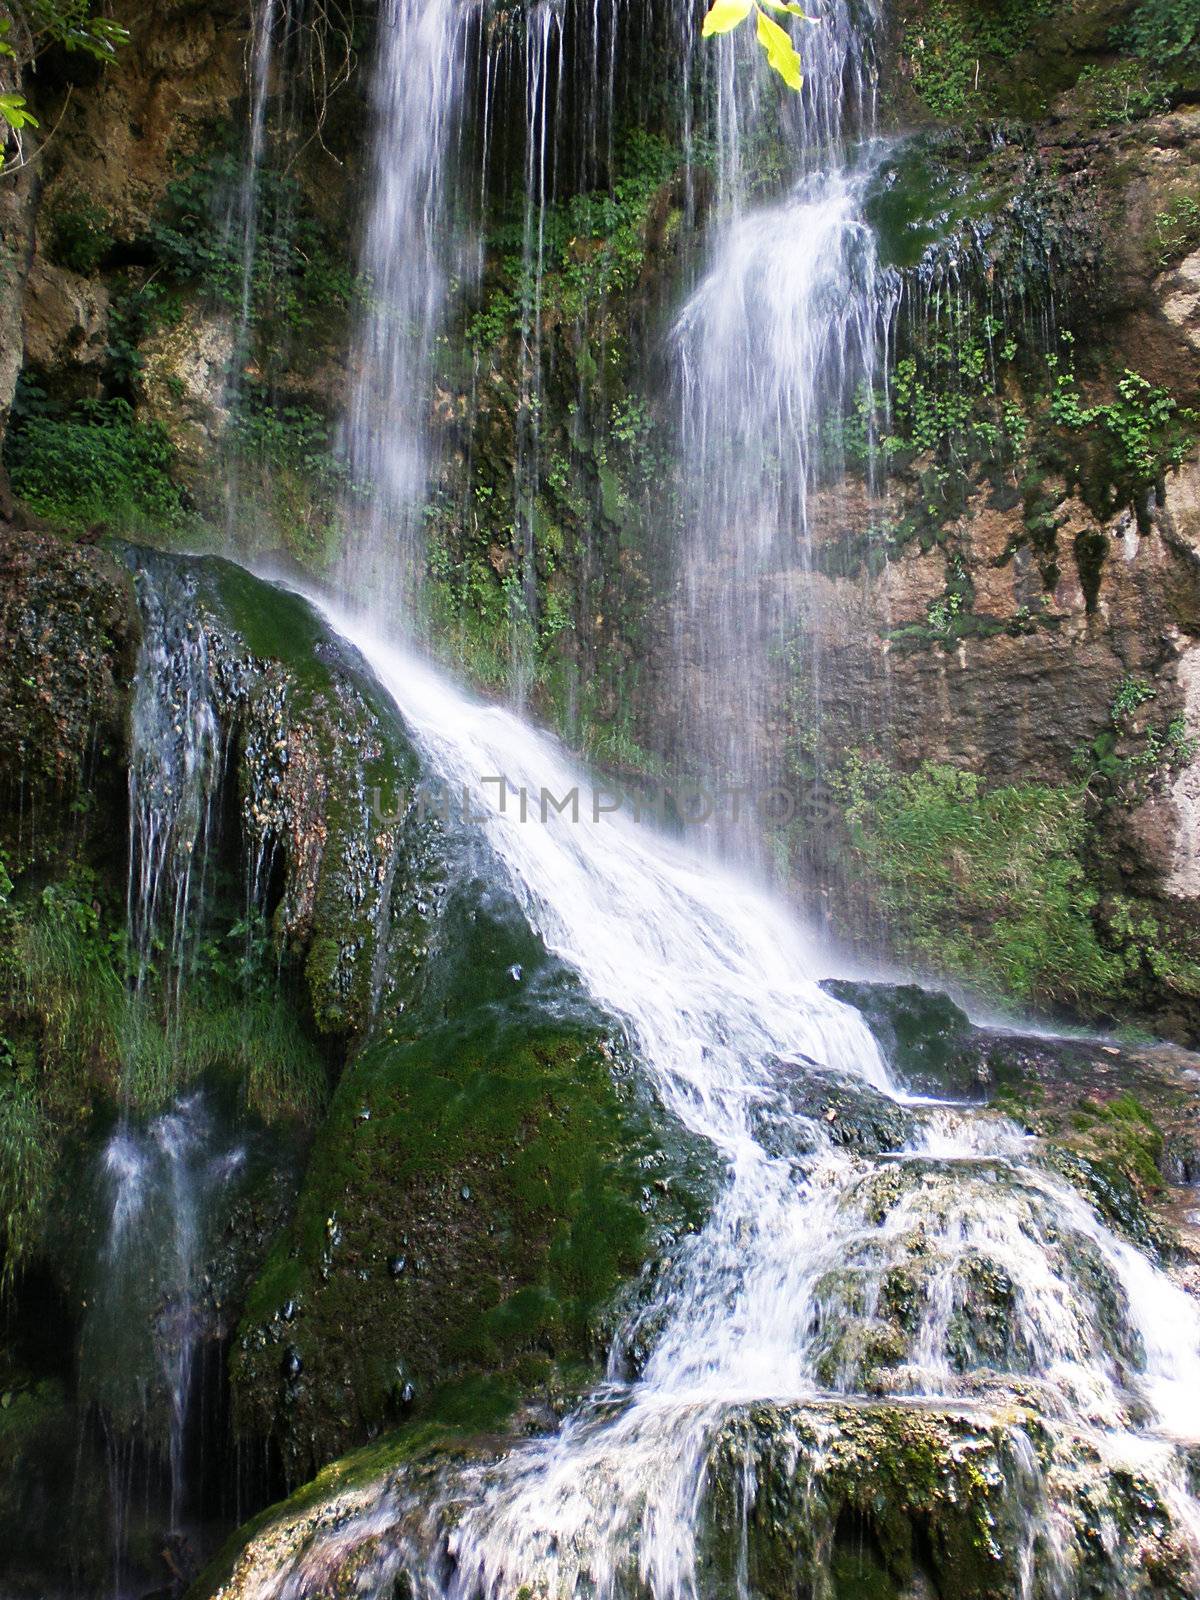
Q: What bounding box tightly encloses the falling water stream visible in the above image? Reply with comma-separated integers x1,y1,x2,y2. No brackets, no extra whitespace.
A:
339,0,476,607
86,1097,246,1571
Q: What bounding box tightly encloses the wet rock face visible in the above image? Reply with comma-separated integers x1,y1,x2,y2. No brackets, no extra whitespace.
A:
0,526,139,861
1158,248,1200,357
820,981,985,1101
229,991,711,1481
136,304,236,479
198,1395,1200,1600
816,977,1200,1273
704,1400,1200,1600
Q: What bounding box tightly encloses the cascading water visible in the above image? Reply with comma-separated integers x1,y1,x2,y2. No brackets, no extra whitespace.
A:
81,1094,246,1589
339,0,478,611
199,0,1200,1590
126,564,224,1006
232,0,280,358
222,597,1200,1597
668,2,895,863
671,164,896,856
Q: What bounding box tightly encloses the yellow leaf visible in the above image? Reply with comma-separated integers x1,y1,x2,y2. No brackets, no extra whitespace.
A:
758,0,816,17
756,6,804,90
701,0,754,36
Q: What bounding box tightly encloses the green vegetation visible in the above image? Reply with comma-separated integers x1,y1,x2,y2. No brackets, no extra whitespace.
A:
833,756,1123,1009
148,152,358,332
224,390,361,570
4,867,327,1122
824,267,1197,638
466,131,680,352
423,132,677,733
4,389,194,537
1153,194,1200,267
821,737,1200,1023
1078,675,1197,801
0,1048,51,1294
234,985,706,1475
1045,337,1195,516
1073,60,1171,126
1121,0,1200,69
6,141,361,563
45,195,114,275
0,2,129,140
899,0,1050,120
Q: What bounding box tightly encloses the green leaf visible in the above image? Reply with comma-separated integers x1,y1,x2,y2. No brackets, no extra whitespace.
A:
756,6,804,89
0,93,39,131
0,18,15,58
701,0,754,36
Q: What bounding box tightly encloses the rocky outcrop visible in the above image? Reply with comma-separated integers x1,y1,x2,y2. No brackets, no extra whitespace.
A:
0,524,138,859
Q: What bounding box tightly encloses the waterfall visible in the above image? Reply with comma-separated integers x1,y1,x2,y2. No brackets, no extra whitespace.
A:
81,1094,246,1588
228,593,1200,1597
339,0,477,612
667,1,895,864
205,0,1200,1590
671,163,897,856
227,0,280,390
60,1,1200,1594
126,562,224,1006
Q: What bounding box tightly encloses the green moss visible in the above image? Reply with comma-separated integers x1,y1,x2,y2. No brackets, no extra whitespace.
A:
187,1419,472,1600
0,1062,52,1292
705,1403,1025,1600
832,755,1125,1012
818,980,980,1099
46,196,115,276
418,131,679,745
233,1006,703,1478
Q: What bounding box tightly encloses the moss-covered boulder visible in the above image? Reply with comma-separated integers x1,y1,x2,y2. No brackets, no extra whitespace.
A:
704,1399,1197,1600
230,1018,689,1477
819,980,984,1100
229,867,711,1479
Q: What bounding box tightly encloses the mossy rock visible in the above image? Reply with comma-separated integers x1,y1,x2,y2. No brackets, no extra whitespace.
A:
231,1009,709,1481
132,548,429,1042
703,1398,1196,1599
197,1396,1200,1599
819,979,985,1100
757,1062,917,1156
0,1375,110,1592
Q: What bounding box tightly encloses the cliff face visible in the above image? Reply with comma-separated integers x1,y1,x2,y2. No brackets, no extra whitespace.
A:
1,0,1199,1037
